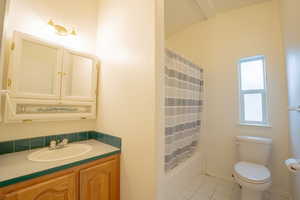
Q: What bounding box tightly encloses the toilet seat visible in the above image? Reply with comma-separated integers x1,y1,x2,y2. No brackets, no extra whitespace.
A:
234,161,271,184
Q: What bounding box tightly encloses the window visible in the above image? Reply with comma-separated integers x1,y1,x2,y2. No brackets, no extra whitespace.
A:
238,56,269,126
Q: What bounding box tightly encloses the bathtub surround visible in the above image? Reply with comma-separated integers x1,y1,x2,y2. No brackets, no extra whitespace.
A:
166,0,290,197
161,49,205,200
0,131,122,155
165,49,203,172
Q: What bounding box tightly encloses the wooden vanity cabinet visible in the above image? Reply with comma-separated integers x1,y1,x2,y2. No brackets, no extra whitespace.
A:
80,159,119,200
0,154,120,200
4,174,76,200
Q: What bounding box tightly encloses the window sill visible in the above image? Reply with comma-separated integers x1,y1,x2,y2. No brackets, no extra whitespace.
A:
238,123,272,128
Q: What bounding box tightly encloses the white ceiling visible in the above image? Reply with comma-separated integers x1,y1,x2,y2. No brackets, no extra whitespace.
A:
165,0,270,37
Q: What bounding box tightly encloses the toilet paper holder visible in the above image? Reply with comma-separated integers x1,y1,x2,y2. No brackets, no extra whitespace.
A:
285,158,300,172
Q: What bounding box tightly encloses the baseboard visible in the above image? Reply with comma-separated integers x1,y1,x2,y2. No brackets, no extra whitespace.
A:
204,172,235,183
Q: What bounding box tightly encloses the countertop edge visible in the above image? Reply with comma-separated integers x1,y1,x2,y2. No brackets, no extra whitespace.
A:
0,149,121,188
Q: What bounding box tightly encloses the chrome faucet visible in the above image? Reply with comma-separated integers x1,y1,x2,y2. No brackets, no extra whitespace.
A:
49,138,68,150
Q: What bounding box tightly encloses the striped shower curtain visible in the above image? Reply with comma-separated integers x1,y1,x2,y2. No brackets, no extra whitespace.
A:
164,49,204,172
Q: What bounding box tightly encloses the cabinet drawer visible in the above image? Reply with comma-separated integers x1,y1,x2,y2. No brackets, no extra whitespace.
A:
4,173,76,200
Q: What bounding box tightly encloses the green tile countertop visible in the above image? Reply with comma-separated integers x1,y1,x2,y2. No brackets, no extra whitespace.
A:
0,140,120,187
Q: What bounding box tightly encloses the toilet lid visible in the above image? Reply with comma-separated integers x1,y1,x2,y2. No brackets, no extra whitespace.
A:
234,161,271,184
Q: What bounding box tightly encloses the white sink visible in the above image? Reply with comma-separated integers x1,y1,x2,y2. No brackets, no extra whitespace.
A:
28,144,92,162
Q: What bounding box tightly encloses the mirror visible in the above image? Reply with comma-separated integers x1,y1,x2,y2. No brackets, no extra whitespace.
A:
64,53,94,98
18,39,59,95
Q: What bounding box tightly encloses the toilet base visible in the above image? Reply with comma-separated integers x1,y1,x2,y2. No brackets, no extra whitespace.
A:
241,188,263,200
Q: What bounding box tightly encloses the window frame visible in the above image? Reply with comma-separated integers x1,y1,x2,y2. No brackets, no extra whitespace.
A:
238,55,270,127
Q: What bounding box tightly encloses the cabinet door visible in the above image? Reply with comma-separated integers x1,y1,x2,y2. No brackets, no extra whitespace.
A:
8,31,63,99
61,50,98,101
5,173,75,200
80,160,119,200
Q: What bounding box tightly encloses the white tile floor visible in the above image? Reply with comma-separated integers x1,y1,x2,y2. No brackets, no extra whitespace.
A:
182,175,239,200
182,175,289,200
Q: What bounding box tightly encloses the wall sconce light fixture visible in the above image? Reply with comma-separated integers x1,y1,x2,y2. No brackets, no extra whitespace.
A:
48,19,77,36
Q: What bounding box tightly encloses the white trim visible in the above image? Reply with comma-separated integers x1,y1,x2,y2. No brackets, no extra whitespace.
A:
0,90,16,116
237,55,269,126
238,122,272,128
60,49,98,101
0,90,9,95
288,106,300,112
9,31,63,99
4,98,96,123
0,0,10,122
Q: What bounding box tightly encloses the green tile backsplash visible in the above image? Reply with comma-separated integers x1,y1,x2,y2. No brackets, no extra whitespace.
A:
0,141,14,154
0,131,121,155
15,139,30,152
30,137,45,149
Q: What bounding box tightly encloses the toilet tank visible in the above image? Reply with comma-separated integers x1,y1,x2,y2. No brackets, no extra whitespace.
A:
236,136,272,165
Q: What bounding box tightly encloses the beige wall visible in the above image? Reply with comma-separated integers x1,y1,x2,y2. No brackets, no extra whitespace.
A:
279,0,300,199
0,0,6,42
5,0,99,53
166,1,291,196
96,0,159,200
0,0,99,141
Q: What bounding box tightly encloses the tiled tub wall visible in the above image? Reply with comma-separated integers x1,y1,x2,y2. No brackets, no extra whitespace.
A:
165,49,204,172
0,131,121,155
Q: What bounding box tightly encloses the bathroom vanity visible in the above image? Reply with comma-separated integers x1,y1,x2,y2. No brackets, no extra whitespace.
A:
0,154,119,200
0,133,121,200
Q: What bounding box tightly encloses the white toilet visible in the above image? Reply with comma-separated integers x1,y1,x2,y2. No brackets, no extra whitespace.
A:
233,136,272,200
